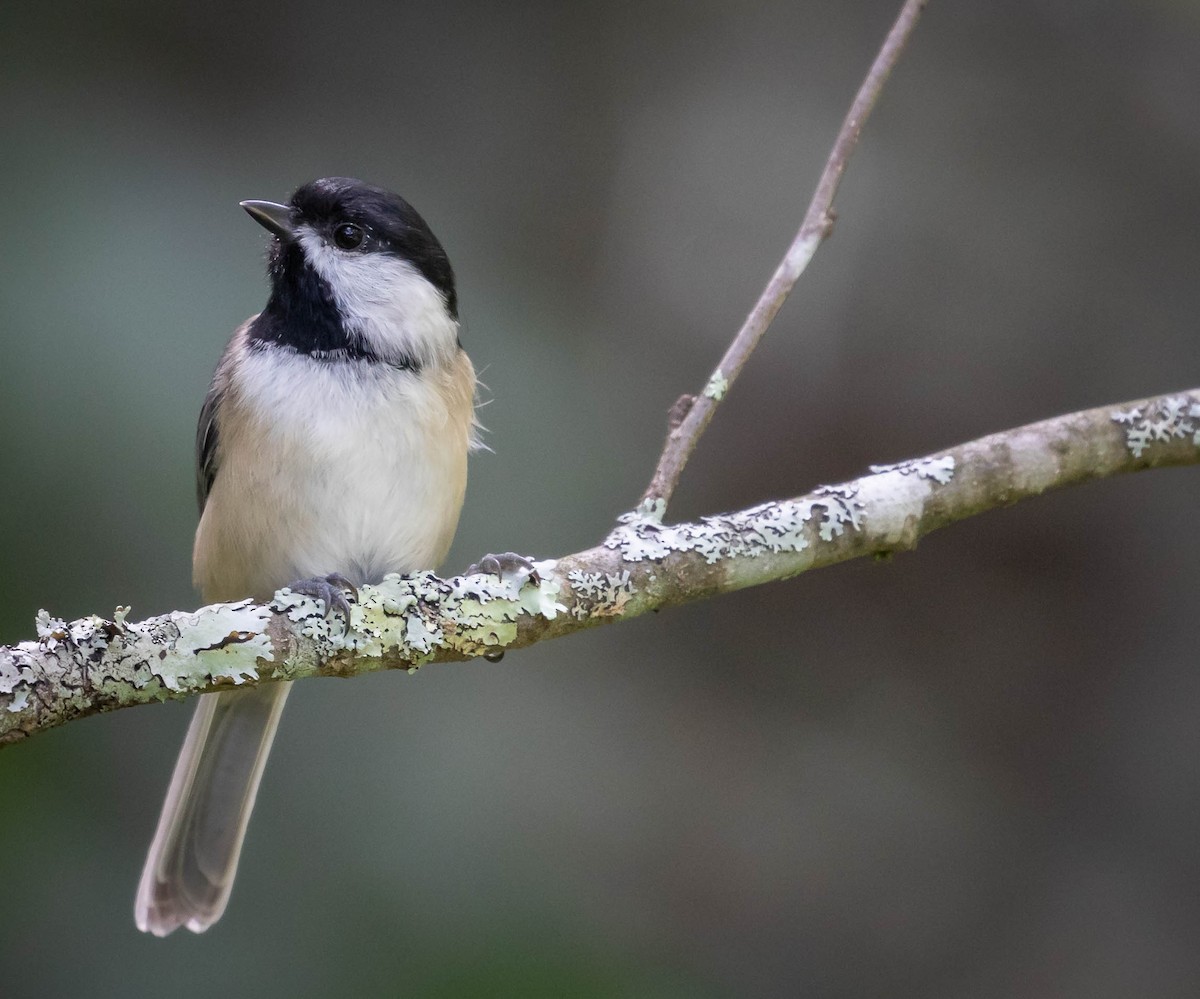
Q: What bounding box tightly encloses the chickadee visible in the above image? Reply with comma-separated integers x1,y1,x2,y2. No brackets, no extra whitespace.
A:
135,177,478,936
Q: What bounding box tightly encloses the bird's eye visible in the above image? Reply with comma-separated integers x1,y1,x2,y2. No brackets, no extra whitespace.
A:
333,223,365,250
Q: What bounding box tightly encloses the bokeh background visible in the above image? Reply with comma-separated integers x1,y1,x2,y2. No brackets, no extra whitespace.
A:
3,0,1200,995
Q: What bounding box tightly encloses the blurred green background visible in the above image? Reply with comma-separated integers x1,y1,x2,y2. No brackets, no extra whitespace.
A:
3,0,1200,995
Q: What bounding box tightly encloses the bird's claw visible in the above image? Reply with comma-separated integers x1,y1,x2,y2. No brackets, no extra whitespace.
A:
465,554,538,665
465,552,539,586
285,573,358,629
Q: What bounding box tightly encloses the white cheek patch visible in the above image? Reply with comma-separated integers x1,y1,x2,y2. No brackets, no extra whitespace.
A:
297,228,458,368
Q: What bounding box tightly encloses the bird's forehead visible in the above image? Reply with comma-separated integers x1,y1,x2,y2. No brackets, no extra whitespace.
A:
292,189,358,222
290,179,397,226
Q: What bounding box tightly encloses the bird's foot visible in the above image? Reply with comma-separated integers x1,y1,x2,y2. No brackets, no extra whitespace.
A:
464,553,539,664
284,572,358,628
465,552,539,586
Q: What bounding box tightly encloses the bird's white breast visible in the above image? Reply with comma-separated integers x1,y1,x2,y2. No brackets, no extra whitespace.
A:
193,341,476,602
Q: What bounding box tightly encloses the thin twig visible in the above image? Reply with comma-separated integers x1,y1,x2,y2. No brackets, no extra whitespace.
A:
641,0,930,512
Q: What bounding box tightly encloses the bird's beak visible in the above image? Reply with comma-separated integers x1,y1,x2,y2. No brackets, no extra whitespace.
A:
240,200,296,240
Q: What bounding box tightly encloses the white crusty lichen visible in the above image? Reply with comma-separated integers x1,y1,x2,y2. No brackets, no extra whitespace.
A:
629,496,667,524
162,602,275,688
869,454,956,485
1,562,570,733
2,600,275,726
1111,396,1200,458
606,485,865,564
703,370,729,401
55,599,273,691
567,569,634,619
344,561,566,667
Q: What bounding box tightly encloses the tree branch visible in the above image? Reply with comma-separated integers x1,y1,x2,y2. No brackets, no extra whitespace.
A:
641,0,930,512
4,389,1196,746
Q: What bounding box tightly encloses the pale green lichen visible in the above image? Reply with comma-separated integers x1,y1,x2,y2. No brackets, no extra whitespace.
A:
869,454,955,485
148,601,274,689
343,562,566,667
619,497,666,526
1,599,276,735
703,370,729,401
405,613,442,655
35,609,68,643
567,569,634,619
606,485,865,564
2,563,570,734
1112,395,1200,458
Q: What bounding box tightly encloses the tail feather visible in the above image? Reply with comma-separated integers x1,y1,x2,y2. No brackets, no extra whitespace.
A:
135,683,291,935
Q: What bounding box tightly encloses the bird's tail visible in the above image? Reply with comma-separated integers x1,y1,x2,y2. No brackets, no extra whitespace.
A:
135,682,291,935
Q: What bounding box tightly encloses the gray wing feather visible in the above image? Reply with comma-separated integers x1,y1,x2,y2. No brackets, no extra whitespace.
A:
195,383,222,514
195,318,255,515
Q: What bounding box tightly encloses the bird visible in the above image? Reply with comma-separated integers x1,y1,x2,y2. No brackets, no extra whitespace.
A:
135,177,478,935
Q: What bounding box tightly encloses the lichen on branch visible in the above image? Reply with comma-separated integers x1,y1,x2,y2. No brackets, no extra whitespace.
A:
4,388,1196,746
